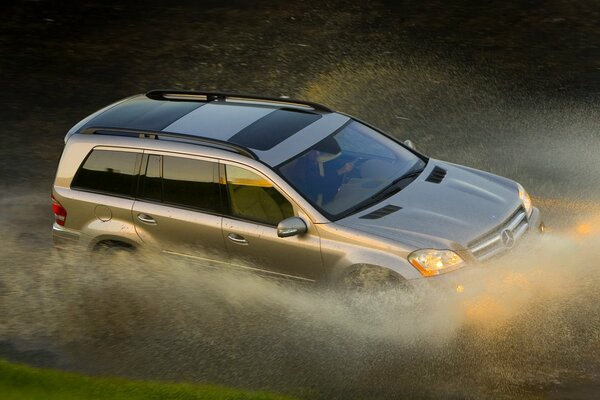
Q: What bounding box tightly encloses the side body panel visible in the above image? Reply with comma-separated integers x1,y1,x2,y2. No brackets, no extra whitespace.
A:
53,187,140,250
132,200,227,265
222,215,323,281
52,144,143,250
315,222,423,284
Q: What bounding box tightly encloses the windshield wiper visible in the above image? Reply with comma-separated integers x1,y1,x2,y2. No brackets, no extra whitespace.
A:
369,167,425,201
339,167,426,217
393,167,426,184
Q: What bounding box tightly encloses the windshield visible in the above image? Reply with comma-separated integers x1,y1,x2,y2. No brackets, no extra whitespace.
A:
278,120,425,219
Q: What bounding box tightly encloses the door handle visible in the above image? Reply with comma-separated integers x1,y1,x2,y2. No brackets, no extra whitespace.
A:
227,233,248,245
137,213,157,225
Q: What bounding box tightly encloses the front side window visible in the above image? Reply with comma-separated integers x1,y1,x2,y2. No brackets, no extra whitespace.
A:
278,120,425,220
225,165,294,226
72,149,141,196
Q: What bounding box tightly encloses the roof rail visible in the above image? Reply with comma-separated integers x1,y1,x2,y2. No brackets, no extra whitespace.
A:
80,127,257,159
145,89,333,113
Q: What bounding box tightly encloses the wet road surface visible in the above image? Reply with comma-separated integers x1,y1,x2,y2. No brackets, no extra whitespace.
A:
1,1,600,398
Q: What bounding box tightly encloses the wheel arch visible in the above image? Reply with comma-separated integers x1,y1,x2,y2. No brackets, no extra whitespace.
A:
90,236,139,252
338,263,406,284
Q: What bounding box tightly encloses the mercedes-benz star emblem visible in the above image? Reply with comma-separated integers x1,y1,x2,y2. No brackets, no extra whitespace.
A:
501,229,515,248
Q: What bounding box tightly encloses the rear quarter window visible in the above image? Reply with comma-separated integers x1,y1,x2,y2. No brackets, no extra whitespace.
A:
71,149,141,197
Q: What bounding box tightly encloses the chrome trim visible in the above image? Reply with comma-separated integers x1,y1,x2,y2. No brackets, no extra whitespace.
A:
507,210,526,231
513,221,529,240
52,222,81,248
227,233,249,245
468,207,529,261
163,250,316,282
470,235,501,254
52,222,81,237
137,213,157,225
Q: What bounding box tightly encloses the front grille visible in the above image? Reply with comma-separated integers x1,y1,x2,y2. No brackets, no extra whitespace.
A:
468,207,529,261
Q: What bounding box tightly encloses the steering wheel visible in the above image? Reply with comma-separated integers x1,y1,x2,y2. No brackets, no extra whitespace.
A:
340,157,366,184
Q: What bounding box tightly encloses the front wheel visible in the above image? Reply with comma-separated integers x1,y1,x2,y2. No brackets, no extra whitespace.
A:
339,265,408,295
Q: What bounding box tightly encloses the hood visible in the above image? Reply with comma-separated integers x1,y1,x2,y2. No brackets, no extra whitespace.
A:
336,160,522,249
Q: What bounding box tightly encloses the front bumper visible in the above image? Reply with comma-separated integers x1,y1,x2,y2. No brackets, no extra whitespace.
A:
412,206,544,292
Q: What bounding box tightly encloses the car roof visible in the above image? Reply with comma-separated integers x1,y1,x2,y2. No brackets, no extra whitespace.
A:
68,90,350,167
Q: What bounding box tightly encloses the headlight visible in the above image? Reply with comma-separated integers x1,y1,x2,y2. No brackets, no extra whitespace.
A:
408,249,464,277
517,183,533,217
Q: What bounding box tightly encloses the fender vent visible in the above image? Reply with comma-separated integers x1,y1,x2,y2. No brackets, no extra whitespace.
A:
360,205,402,220
425,166,447,183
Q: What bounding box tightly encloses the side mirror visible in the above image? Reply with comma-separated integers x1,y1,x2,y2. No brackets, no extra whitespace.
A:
403,139,416,151
277,217,308,238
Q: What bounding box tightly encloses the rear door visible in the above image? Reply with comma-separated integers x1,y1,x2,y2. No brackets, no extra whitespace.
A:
132,152,228,265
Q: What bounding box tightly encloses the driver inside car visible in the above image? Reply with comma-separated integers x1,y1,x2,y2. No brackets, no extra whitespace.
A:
285,137,354,206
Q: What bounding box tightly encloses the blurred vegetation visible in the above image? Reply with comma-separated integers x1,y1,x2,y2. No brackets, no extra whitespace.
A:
0,358,295,400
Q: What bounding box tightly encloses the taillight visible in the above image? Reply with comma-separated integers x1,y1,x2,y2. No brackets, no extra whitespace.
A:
51,193,67,226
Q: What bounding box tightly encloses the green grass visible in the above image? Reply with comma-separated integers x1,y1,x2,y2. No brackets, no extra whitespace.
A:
0,359,295,400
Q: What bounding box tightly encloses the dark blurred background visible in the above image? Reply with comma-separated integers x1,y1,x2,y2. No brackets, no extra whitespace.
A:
2,0,599,192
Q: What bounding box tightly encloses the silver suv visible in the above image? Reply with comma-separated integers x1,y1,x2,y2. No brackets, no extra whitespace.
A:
52,90,544,290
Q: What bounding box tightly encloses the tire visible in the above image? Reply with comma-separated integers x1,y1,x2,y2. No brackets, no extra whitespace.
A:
339,265,407,295
91,241,136,267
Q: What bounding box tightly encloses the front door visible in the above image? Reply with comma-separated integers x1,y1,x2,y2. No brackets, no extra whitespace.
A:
221,164,323,282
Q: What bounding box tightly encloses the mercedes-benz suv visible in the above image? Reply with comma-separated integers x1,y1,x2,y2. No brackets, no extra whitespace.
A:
51,90,544,290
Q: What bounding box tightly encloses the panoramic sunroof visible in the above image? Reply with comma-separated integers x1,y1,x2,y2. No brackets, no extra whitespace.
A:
82,97,203,132
228,109,321,151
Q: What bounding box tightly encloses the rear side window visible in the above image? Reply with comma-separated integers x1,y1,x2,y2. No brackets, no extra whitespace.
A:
138,155,222,213
72,149,141,196
163,156,221,212
140,154,162,202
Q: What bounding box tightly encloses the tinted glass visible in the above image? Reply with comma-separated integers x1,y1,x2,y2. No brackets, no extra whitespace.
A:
228,109,321,150
72,149,140,196
162,156,221,212
226,165,294,225
80,97,202,132
278,120,424,219
140,155,162,201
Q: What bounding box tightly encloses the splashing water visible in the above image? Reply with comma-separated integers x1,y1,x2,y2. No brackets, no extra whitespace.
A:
1,187,599,399
2,61,600,399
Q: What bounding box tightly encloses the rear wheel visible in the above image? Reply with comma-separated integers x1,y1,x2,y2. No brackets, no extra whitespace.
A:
91,241,136,267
